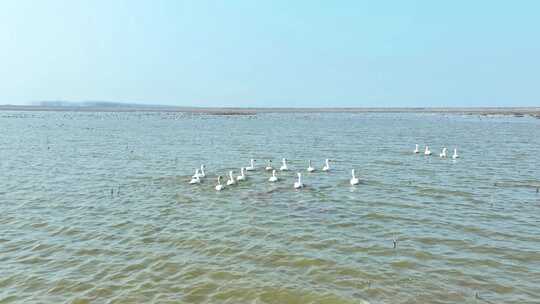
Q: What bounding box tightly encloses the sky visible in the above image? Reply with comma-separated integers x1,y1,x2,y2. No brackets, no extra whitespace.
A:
0,0,539,107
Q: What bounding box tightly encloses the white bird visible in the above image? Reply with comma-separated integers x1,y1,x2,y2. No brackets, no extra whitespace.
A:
294,172,304,189
237,167,246,181
414,144,419,154
307,160,315,172
439,147,448,158
192,165,205,178
322,159,330,171
452,148,459,159
198,165,206,177
245,159,256,171
215,176,225,191
226,170,236,186
268,170,278,182
350,169,359,185
424,146,432,156
265,160,273,171
280,158,289,171
189,173,201,184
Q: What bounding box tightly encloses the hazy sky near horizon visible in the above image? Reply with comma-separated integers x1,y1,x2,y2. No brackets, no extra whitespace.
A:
1,0,539,107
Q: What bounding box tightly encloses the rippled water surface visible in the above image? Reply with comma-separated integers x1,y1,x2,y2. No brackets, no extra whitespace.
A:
1,111,540,303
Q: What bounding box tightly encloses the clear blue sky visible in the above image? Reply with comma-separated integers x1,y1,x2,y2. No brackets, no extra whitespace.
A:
1,0,538,107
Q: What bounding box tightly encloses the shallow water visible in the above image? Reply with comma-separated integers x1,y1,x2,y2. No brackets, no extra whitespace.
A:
1,111,539,303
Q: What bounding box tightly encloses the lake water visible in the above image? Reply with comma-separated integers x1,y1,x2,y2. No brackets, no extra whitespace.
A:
1,111,539,303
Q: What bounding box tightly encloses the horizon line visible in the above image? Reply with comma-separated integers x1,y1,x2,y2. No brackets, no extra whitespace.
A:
1,100,539,110
1,104,539,117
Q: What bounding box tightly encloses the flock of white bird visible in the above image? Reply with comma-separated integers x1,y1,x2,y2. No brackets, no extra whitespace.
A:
414,144,459,159
188,158,359,191
189,144,459,191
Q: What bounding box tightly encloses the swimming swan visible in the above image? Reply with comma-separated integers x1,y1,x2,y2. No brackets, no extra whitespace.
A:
227,170,236,186
265,160,273,171
280,158,289,171
192,168,200,179
215,176,225,191
198,165,206,177
237,167,246,181
322,159,330,171
189,170,201,184
294,172,304,189
452,148,459,159
193,166,205,178
246,159,256,171
414,144,419,154
439,147,448,158
269,170,278,182
424,146,432,156
350,169,359,185
307,160,315,172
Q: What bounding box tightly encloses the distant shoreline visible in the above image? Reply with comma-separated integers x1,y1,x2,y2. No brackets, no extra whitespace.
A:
0,105,539,118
